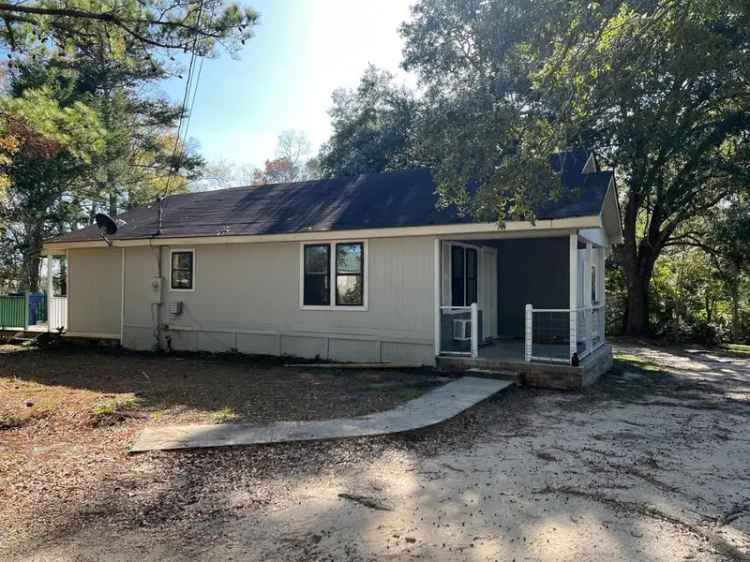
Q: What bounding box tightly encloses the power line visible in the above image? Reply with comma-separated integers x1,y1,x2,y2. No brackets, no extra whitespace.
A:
156,0,207,234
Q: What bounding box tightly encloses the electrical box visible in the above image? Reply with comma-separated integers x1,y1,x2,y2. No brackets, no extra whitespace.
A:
167,301,183,316
150,276,163,304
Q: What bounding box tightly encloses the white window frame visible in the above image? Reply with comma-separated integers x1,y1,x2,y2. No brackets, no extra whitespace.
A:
299,240,368,311
169,248,196,292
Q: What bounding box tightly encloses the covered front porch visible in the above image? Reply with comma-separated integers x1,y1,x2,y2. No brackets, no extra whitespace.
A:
434,230,611,387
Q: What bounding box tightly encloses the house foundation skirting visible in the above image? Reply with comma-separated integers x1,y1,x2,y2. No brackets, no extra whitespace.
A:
120,324,435,366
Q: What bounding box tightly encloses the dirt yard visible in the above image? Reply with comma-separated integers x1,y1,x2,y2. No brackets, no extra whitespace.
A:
1,342,749,561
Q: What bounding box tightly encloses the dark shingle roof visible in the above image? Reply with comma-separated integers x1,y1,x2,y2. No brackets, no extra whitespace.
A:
50,156,613,244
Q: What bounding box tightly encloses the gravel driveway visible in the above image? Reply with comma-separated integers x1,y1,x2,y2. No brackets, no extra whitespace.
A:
2,343,749,561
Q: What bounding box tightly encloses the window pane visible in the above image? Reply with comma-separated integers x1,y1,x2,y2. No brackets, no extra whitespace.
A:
172,252,193,270
466,248,478,304
466,248,477,279
304,274,330,306
304,245,330,274
336,275,362,306
451,246,465,306
171,252,193,289
172,270,193,289
336,243,363,274
467,277,478,305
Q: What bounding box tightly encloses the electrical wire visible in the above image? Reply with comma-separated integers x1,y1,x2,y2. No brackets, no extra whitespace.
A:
156,0,207,234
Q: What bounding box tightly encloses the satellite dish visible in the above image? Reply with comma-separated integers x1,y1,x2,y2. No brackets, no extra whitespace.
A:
94,213,118,235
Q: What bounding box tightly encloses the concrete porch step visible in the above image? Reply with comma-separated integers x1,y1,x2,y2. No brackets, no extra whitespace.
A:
465,368,521,382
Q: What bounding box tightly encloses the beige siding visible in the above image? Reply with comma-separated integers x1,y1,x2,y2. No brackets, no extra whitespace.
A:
116,236,437,365
121,246,160,350
67,248,122,336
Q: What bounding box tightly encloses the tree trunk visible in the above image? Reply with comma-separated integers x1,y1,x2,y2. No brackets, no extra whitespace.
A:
730,281,740,342
621,228,660,336
19,228,43,292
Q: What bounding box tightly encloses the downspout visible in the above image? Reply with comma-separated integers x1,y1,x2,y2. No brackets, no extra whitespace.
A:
152,242,163,352
120,248,125,345
150,198,165,351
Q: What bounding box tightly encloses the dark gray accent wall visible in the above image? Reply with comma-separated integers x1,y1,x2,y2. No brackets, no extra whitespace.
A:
494,237,570,338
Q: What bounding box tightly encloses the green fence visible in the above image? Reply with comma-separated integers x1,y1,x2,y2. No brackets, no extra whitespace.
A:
0,295,27,328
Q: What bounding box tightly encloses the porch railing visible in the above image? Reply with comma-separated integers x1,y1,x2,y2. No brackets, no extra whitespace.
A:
0,292,67,332
48,296,68,332
525,304,605,364
0,294,26,329
439,303,480,358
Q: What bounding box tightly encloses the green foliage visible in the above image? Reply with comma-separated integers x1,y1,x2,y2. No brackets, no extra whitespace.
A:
0,0,258,59
0,0,257,290
318,65,425,178
398,0,750,335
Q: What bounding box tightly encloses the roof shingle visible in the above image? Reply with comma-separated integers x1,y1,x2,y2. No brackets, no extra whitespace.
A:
50,157,613,244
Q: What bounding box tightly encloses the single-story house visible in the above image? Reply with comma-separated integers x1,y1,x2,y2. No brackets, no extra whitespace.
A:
43,150,622,388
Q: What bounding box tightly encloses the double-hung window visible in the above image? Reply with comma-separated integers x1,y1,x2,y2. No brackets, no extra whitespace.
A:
303,244,331,306
336,242,364,306
170,250,195,291
301,241,366,309
450,244,478,307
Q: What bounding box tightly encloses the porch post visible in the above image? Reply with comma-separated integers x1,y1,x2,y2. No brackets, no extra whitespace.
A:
524,304,532,362
569,233,579,362
47,256,54,297
470,302,479,359
583,241,593,353
599,247,606,343
433,238,441,358
47,256,54,333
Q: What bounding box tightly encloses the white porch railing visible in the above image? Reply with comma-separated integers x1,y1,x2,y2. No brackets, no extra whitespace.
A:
525,304,605,364
439,303,479,358
48,296,68,332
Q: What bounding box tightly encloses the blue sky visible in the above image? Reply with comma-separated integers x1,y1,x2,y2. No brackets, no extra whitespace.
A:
160,0,415,169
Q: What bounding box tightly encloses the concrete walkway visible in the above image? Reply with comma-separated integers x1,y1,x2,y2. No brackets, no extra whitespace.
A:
130,377,513,453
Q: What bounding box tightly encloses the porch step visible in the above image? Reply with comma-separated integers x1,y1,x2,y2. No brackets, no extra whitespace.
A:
6,332,54,347
466,368,520,382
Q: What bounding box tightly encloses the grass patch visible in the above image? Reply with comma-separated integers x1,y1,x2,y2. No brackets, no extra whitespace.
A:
721,343,750,356
212,406,238,424
614,353,665,373
91,396,142,416
0,414,24,430
89,396,143,427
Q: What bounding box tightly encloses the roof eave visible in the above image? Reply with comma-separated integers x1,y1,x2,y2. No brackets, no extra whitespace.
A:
42,216,602,253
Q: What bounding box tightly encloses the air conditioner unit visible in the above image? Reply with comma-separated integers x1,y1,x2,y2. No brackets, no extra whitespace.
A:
452,319,472,341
